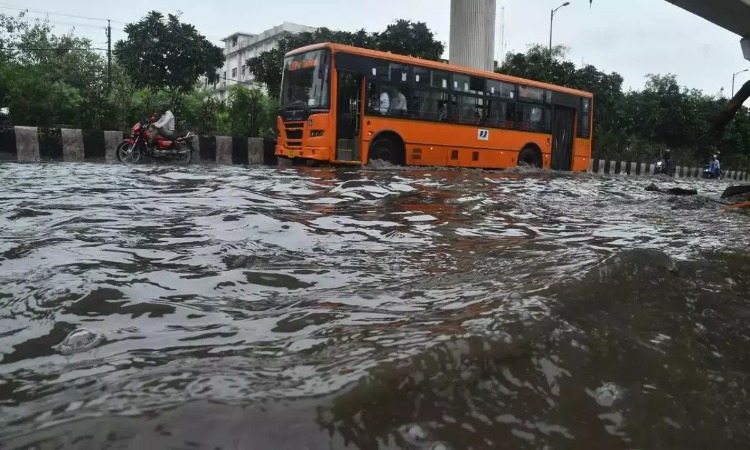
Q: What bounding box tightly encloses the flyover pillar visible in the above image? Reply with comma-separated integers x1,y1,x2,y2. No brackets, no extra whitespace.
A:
449,0,496,72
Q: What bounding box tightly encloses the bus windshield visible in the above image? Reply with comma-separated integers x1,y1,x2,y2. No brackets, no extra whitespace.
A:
281,50,331,110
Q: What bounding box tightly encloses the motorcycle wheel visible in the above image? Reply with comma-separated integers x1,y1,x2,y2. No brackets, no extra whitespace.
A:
117,142,141,164
174,149,192,165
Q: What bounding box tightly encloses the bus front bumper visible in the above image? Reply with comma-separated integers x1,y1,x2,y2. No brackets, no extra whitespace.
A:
276,145,332,161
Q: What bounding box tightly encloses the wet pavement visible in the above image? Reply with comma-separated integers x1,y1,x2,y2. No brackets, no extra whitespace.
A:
1,162,750,449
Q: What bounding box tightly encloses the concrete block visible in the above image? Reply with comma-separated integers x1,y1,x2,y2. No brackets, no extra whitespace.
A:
248,138,264,165
61,128,84,162
215,136,233,165
620,161,626,175
598,159,605,174
606,160,614,175
588,159,593,173
675,166,681,178
649,164,655,175
104,131,122,163
191,136,201,164
15,126,40,162
629,162,637,175
640,163,646,176
0,128,16,160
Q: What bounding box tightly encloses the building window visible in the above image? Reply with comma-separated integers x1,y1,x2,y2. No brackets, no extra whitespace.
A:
223,71,226,80
232,68,237,78
232,37,238,47
242,65,246,76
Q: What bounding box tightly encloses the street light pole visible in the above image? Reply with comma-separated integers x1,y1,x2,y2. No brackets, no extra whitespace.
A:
732,69,749,97
549,2,571,58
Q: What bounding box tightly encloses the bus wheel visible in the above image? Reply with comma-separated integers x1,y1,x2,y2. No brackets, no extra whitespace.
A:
518,147,542,168
369,139,404,165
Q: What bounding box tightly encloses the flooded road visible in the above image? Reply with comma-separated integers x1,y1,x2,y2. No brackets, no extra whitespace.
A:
1,162,750,449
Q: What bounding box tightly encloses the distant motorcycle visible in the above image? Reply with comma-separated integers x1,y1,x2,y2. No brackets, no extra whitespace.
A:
0,107,11,134
654,159,676,176
702,164,721,179
117,116,195,165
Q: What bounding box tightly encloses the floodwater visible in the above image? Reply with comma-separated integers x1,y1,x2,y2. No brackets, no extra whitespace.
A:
1,162,750,450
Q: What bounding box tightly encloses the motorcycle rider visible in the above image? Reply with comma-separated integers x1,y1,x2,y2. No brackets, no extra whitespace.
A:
709,154,721,178
0,107,10,134
663,148,672,165
655,148,674,175
149,101,176,147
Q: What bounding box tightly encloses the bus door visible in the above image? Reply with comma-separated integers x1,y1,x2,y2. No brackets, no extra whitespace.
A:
551,106,575,171
335,71,364,161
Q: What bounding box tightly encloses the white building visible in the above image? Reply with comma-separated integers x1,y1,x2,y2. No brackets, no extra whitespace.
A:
211,22,316,99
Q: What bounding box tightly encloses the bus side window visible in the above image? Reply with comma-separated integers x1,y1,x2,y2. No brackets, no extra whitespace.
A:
505,102,517,125
516,104,542,131
394,85,411,117
366,81,379,114
529,105,544,131
366,81,393,115
459,95,481,125
488,100,510,128
448,94,459,122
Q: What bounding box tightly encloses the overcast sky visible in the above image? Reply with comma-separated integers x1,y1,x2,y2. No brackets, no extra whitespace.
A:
9,0,750,95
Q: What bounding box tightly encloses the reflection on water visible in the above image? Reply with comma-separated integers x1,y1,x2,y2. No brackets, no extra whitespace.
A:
1,162,750,449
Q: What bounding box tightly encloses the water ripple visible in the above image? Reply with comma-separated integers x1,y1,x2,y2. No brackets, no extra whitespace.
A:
1,163,750,449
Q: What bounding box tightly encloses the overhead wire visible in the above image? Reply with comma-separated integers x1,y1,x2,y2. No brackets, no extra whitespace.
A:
1,3,226,56
0,2,125,24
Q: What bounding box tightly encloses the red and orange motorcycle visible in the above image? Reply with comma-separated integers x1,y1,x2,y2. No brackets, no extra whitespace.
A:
116,116,195,164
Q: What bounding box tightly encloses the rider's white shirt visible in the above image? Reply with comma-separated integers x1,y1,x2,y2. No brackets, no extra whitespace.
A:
154,110,175,133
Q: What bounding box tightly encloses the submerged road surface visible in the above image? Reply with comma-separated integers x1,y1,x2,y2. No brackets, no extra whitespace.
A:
1,163,750,449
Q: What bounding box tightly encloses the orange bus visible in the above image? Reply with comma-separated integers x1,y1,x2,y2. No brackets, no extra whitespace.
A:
276,42,593,171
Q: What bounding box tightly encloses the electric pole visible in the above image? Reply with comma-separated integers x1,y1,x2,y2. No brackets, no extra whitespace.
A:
106,20,112,93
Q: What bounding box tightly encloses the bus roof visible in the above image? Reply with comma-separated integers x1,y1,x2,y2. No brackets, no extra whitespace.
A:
286,42,593,98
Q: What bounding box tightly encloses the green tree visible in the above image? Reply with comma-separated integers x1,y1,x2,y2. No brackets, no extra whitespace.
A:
225,85,275,137
373,20,444,61
114,11,224,94
0,13,110,128
247,20,445,100
499,44,577,86
3,65,82,126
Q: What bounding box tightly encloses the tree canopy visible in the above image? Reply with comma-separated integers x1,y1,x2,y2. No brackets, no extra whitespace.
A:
114,11,224,94
500,44,750,167
0,12,127,128
246,20,445,100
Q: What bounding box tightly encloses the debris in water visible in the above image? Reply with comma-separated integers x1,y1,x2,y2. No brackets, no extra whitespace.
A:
645,183,697,196
591,382,624,407
399,423,428,443
54,328,103,355
720,184,750,199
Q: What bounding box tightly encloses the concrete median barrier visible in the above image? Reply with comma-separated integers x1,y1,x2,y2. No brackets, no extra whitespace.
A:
0,126,278,166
